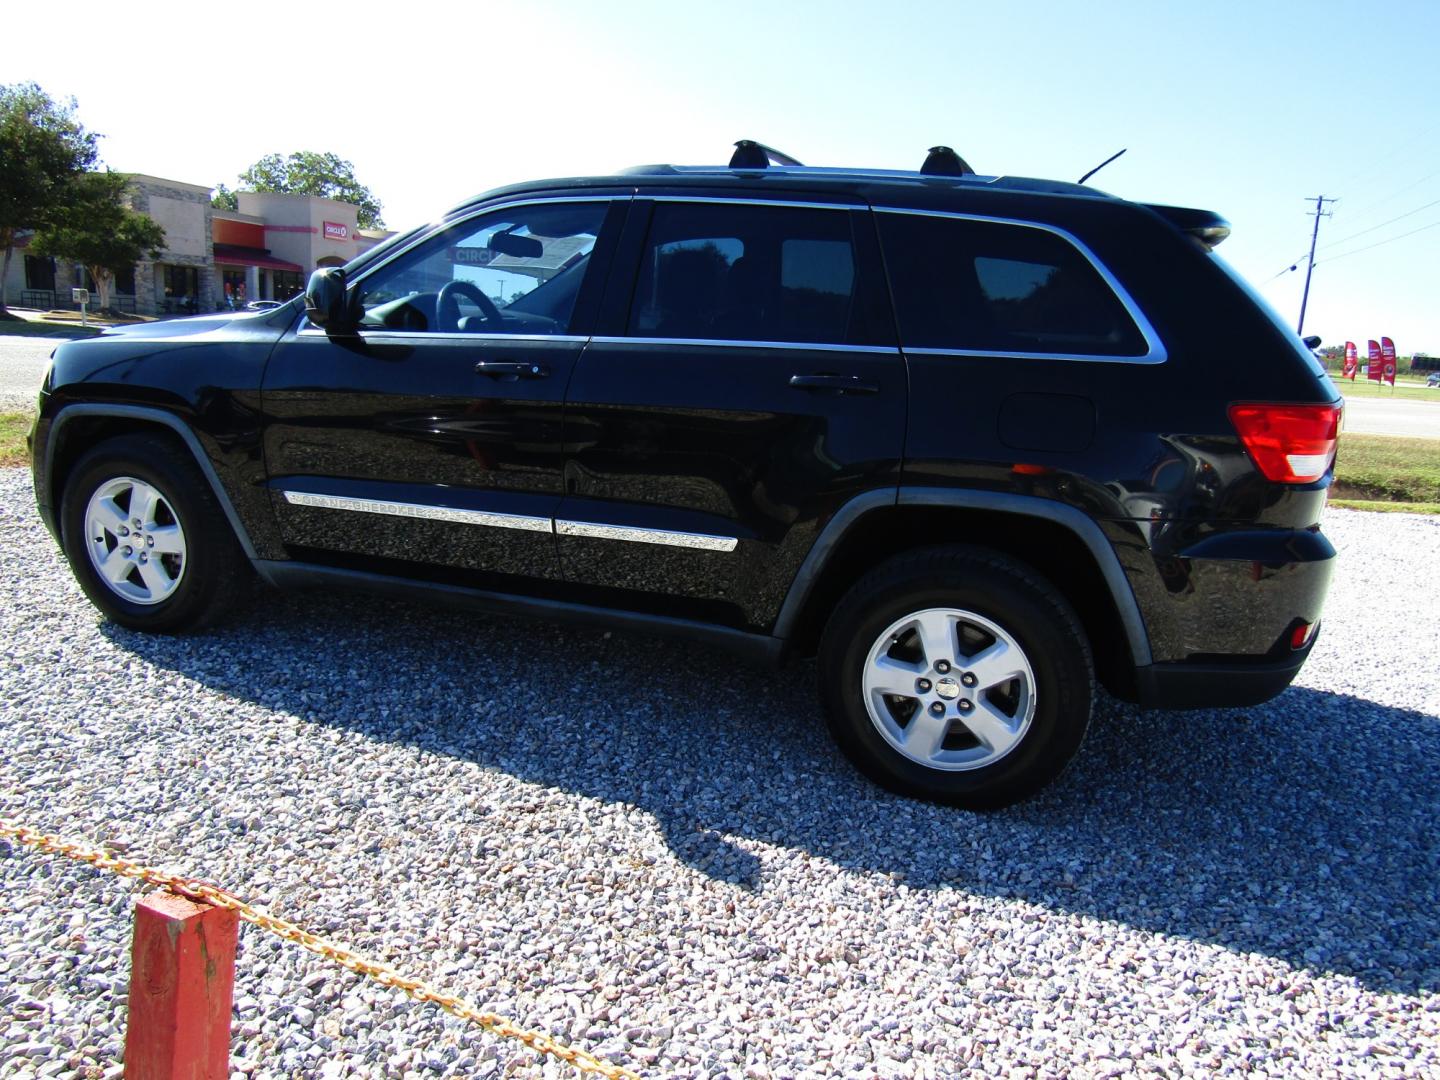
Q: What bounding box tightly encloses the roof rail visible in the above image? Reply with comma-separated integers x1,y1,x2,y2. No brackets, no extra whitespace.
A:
729,140,805,169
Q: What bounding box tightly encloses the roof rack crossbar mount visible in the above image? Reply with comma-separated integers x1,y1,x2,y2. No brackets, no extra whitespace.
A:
730,140,804,169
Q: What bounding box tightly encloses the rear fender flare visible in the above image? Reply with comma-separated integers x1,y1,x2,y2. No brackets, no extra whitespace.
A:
773,486,1153,667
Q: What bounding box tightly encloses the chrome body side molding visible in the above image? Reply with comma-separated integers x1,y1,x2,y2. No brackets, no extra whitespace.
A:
279,491,739,551
555,519,737,552
281,491,553,533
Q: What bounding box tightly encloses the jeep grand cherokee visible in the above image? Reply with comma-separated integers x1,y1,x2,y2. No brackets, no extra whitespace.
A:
29,141,1341,808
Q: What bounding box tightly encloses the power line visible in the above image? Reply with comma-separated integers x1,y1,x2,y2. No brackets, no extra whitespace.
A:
1315,217,1440,266
1333,166,1440,227
1260,169,1440,283
1318,196,1440,250
1327,118,1440,193
1263,258,1308,283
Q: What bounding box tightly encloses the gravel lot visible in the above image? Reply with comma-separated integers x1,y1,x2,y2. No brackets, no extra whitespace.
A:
0,467,1436,1078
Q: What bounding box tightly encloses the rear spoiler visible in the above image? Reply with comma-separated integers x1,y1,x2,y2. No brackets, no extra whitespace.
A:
1145,203,1232,250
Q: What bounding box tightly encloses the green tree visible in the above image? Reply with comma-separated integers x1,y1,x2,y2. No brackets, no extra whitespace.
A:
235,151,384,228
0,82,99,316
211,183,238,212
31,171,165,312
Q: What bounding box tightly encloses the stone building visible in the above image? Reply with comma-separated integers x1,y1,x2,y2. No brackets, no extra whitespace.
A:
3,172,393,317
127,175,216,316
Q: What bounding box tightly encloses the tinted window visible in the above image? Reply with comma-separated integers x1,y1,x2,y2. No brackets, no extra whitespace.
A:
24,255,56,291
353,202,606,334
629,202,863,344
878,213,1147,356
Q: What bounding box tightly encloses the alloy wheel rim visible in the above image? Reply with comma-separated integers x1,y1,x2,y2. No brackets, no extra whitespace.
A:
83,477,187,606
861,607,1037,772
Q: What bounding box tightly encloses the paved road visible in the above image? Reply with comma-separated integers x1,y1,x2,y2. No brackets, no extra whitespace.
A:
0,335,55,410
5,331,1439,438
1341,393,1440,439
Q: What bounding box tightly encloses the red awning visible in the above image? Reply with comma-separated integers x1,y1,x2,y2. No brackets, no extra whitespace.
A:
212,243,303,272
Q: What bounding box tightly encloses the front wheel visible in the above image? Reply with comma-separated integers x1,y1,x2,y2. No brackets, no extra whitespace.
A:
818,546,1094,809
59,433,248,632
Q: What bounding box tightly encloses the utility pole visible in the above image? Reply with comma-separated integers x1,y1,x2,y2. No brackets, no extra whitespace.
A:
1297,195,1336,335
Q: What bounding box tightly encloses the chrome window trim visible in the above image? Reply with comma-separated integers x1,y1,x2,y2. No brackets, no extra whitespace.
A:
555,519,737,552
872,205,1168,365
649,195,860,211
295,328,591,344
902,346,1157,365
589,335,898,355
352,194,624,288
282,491,553,534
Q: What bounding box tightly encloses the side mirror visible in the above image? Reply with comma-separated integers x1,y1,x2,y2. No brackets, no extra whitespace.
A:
1302,335,1322,350
304,267,358,333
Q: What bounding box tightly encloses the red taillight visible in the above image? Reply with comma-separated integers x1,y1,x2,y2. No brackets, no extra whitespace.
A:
1290,622,1316,650
1228,403,1342,484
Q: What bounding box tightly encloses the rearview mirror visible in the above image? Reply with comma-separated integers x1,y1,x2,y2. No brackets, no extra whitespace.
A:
304,267,358,333
489,232,544,258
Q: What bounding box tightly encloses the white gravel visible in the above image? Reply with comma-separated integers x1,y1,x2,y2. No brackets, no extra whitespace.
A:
0,468,1436,1079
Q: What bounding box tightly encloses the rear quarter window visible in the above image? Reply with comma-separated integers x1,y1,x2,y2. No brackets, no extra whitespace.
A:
878,212,1148,357
1209,253,1339,393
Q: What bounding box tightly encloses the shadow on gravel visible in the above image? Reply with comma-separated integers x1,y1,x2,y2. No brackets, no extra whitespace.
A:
107,589,1440,996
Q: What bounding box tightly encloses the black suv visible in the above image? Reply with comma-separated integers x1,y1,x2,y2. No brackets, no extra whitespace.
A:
29,142,1341,808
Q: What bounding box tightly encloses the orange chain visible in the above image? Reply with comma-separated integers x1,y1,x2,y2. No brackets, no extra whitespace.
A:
0,819,640,1080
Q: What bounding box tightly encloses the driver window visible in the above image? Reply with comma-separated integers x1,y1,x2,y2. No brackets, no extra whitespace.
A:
352,202,607,334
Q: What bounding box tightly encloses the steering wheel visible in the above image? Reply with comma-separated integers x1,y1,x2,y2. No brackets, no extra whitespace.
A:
435,279,503,332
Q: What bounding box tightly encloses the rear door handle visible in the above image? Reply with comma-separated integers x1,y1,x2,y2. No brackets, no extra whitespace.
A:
788,373,880,395
475,360,550,379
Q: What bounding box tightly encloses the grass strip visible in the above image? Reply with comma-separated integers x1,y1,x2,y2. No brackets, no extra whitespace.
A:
0,321,103,339
1329,499,1440,515
1338,381,1440,403
1333,433,1440,507
0,413,33,467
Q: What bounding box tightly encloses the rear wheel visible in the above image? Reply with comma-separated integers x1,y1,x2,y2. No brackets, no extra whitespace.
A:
818,545,1093,808
60,433,248,632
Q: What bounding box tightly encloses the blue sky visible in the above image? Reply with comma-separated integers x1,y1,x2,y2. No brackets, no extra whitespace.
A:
8,0,1438,351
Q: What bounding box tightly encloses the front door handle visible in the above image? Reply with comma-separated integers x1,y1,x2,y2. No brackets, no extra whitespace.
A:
788,373,880,395
475,360,550,379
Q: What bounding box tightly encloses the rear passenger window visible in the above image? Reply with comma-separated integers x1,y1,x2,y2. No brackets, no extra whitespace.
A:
878,213,1148,357
628,202,867,345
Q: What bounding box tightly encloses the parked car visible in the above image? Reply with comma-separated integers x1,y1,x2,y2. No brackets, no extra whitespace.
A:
28,141,1340,808
1426,372,1440,388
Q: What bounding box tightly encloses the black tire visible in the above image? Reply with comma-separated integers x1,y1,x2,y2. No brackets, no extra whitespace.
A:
59,433,249,632
818,545,1094,809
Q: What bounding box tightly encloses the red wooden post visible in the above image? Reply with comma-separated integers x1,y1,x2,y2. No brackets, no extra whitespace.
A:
123,891,238,1080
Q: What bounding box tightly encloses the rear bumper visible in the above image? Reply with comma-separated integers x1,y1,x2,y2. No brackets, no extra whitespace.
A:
1106,521,1335,708
1133,626,1320,709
